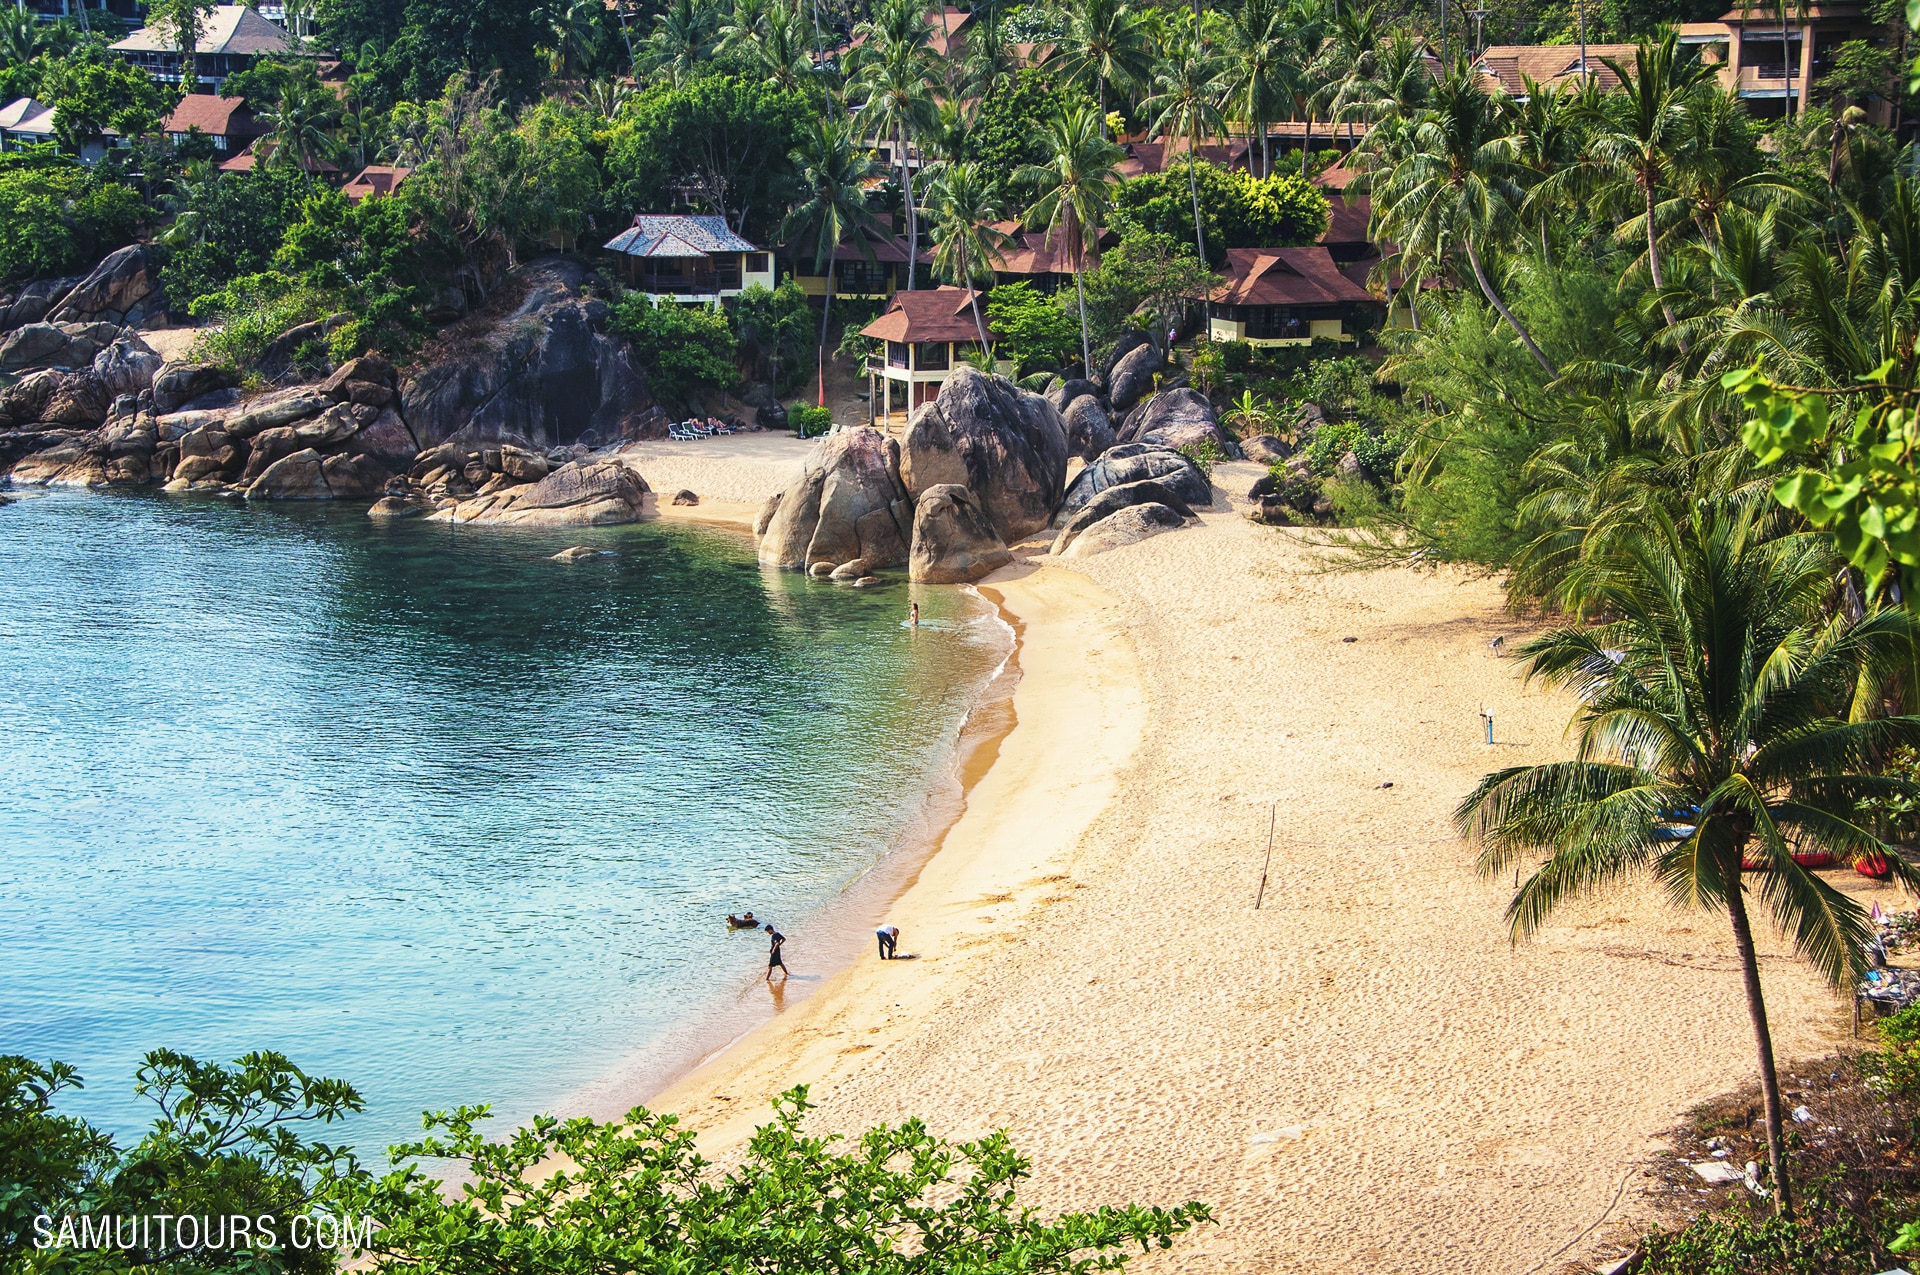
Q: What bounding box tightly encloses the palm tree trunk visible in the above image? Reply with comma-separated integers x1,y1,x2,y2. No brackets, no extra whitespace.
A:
1645,181,1678,331
1260,114,1269,178
1073,246,1092,375
901,124,918,291
1726,880,1795,1219
1187,149,1207,264
1462,239,1556,377
818,267,835,409
1299,112,1311,176
963,242,991,350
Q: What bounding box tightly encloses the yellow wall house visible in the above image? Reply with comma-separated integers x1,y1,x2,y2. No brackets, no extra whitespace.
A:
1207,247,1380,347
860,287,996,423
786,223,929,301
603,215,774,305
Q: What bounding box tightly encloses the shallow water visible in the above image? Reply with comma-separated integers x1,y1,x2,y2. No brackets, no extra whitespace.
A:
0,490,1006,1154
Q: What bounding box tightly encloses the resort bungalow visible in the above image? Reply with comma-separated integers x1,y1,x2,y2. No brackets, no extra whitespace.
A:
1471,43,1636,97
110,4,294,94
218,138,344,179
785,222,928,301
0,97,119,162
602,214,774,304
160,93,268,154
860,286,995,421
1679,2,1882,120
987,222,1105,294
342,165,410,203
1207,247,1380,347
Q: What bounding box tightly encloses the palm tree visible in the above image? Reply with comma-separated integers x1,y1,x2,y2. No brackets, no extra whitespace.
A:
260,78,343,192
1587,33,1714,333
1458,505,1920,1220
545,0,607,79
1320,1,1381,150
721,0,816,95
0,6,48,68
924,161,1014,350
1280,0,1331,176
1016,102,1125,374
582,77,632,121
783,119,883,407
849,0,935,290
1217,0,1289,176
1142,33,1225,265
639,0,715,86
1045,0,1155,136
1369,66,1558,376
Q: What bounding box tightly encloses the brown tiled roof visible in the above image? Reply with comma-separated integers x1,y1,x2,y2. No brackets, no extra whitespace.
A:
162,93,259,138
861,286,994,343
218,140,343,174
1318,195,1372,248
1473,44,1637,94
1716,2,1865,20
114,5,292,55
1313,154,1362,192
1210,247,1375,307
987,222,1099,275
1117,138,1239,179
342,165,410,202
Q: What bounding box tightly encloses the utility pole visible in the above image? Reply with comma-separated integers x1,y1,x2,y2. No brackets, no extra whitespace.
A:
1439,0,1447,66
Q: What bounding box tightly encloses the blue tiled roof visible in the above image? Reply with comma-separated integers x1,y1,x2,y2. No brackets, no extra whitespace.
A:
603,215,758,257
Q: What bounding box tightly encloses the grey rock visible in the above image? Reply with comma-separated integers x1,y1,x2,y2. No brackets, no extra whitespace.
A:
1063,394,1115,461
245,448,331,500
550,545,607,562
1241,434,1293,463
899,365,1068,545
368,494,433,519
1044,377,1098,414
1050,478,1195,556
321,354,397,399
320,452,389,498
37,371,112,428
93,336,163,398
293,403,360,448
49,245,164,327
1059,445,1212,520
0,369,62,428
828,558,867,581
350,409,419,468
497,444,549,481
1335,449,1369,483
1096,330,1151,392
1060,502,1186,558
671,488,699,506
0,324,75,372
152,362,235,415
1106,340,1162,412
1118,387,1233,454
909,483,1013,584
758,427,912,570
402,258,661,449
1,276,80,332
225,393,331,439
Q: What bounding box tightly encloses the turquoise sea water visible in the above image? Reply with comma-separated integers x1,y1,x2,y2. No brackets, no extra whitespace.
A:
0,489,1007,1155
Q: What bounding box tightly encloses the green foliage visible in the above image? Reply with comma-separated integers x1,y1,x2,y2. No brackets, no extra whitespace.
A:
0,1050,362,1274
987,282,1080,376
312,0,550,107
1075,233,1218,348
186,272,342,375
609,295,739,402
1109,161,1329,265
1218,340,1253,374
339,1087,1209,1274
967,67,1093,198
1304,417,1408,478
1177,437,1222,477
272,189,429,355
603,75,809,244
41,49,171,152
0,158,142,282
788,403,833,437
1637,1193,1878,1275
160,168,311,309
729,279,815,394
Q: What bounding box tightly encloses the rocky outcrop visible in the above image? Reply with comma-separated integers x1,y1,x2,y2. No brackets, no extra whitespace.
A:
0,276,82,332
1059,502,1186,558
47,245,166,328
1242,434,1293,463
1059,444,1212,521
899,366,1068,545
758,427,913,572
1105,338,1162,413
909,484,1013,583
401,257,658,450
1062,394,1115,461
94,335,163,399
429,458,650,525
1118,388,1238,456
245,448,331,500
0,321,125,373
1050,478,1195,556
1095,331,1151,393
1045,377,1098,415
153,362,235,415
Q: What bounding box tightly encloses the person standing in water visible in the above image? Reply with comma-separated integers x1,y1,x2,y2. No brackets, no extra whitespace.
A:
909,602,919,628
765,924,788,980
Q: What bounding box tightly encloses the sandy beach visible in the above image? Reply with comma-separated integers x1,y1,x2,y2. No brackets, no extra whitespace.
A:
634,448,1899,1274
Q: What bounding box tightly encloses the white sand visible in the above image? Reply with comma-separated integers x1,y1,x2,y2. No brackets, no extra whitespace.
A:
634,453,1899,1273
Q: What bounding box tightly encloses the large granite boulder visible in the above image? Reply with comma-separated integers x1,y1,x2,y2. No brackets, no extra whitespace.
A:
758,427,912,571
93,334,163,398
37,372,112,428
1060,502,1186,558
224,392,332,439
1105,338,1162,412
899,365,1068,545
402,257,660,450
1118,387,1236,455
0,369,62,428
1242,433,1293,463
321,354,397,407
433,458,652,525
48,245,166,328
1062,394,1114,461
0,321,121,373
1045,377,1098,415
153,362,235,415
1095,331,1150,392
245,448,331,499
349,408,419,468
320,453,390,498
1059,443,1212,520
0,276,81,332
909,484,1013,584
1050,478,1195,556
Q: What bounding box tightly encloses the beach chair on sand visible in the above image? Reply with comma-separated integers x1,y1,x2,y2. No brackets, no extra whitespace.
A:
668,420,697,441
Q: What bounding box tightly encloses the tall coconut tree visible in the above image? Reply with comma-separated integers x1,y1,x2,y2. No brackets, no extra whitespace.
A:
1587,32,1715,333
1369,65,1557,376
1217,0,1289,176
849,0,935,289
783,118,883,407
924,161,1015,350
1046,0,1155,135
1458,505,1920,1220
1016,102,1125,374
1142,31,1226,265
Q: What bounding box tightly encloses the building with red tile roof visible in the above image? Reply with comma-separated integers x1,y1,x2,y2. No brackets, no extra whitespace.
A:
1207,247,1380,346
161,93,267,154
859,286,995,419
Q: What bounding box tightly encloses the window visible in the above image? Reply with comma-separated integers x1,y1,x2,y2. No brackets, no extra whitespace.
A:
915,343,949,371
888,341,910,369
745,253,770,274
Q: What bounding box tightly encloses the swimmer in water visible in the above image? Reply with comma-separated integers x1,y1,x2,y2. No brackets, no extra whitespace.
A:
910,602,920,627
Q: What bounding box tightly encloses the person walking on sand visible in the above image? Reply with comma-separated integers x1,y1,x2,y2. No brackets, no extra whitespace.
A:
876,924,899,960
765,924,788,980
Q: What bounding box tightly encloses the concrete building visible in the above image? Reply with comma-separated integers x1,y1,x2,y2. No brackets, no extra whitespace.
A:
602,215,775,304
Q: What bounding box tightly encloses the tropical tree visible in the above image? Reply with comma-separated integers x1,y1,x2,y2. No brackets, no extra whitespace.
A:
924,161,1014,349
1368,66,1558,377
1045,0,1154,135
1458,506,1920,1221
782,118,882,406
639,0,716,86
719,0,817,95
1217,0,1290,177
544,0,607,79
848,0,935,289
259,75,345,191
1141,34,1225,266
1586,33,1715,334
146,0,219,96
1016,102,1125,374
